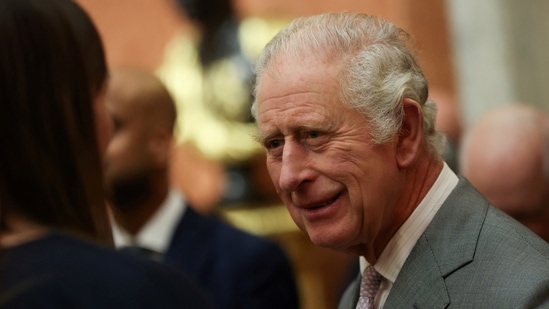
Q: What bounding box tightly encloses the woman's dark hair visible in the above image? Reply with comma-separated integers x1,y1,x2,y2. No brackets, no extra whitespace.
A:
0,0,110,242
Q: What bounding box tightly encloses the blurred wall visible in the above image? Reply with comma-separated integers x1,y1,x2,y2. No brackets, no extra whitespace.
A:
77,0,456,103
76,0,185,71
445,0,549,127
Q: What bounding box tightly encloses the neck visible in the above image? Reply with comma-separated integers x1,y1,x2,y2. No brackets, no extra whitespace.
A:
366,154,444,264
111,171,170,235
395,156,444,226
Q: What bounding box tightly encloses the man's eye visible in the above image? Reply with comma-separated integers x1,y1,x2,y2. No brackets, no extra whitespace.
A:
266,139,283,149
308,131,320,138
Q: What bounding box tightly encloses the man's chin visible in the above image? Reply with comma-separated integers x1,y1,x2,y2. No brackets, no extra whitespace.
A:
307,229,350,251
106,176,151,211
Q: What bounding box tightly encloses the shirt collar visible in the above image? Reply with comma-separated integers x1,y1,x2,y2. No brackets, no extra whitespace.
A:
360,162,459,282
111,189,187,254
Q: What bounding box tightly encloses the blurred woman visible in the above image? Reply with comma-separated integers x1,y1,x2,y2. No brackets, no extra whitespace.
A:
0,0,211,307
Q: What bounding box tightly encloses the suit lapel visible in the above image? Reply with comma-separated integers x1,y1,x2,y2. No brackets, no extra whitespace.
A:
384,234,450,308
385,178,488,309
164,206,213,277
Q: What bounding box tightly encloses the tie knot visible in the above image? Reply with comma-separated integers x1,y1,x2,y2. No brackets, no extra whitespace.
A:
360,265,382,300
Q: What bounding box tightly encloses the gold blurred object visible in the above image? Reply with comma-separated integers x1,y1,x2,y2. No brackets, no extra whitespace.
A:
155,17,288,163
219,203,299,236
238,17,289,61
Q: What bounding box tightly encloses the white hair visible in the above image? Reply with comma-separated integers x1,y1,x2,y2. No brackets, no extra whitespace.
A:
251,12,445,158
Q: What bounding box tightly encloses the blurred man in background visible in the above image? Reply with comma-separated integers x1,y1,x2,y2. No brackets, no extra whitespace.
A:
103,67,299,309
460,104,549,241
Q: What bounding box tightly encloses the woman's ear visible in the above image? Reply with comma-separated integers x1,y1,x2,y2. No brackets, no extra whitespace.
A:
396,98,424,168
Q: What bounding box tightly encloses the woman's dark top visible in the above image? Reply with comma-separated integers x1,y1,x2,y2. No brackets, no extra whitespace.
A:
0,232,213,308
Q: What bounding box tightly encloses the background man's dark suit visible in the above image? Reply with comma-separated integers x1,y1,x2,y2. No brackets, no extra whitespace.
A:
339,179,549,308
165,206,299,309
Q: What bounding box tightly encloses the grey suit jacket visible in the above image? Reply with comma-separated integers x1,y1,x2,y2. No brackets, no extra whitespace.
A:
339,178,549,309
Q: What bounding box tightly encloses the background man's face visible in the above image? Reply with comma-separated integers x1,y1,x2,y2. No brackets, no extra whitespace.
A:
103,94,154,198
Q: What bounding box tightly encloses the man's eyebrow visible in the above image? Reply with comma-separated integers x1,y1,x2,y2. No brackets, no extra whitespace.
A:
254,118,334,143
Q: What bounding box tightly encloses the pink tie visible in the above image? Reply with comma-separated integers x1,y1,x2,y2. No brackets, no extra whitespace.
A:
356,265,382,309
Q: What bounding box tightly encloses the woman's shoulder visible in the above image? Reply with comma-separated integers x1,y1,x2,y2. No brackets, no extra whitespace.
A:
0,232,213,308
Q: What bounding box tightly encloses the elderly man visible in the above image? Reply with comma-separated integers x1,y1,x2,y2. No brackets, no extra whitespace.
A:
252,12,549,308
460,104,549,242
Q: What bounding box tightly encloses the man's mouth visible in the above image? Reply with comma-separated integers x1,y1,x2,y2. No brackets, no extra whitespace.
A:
306,193,342,209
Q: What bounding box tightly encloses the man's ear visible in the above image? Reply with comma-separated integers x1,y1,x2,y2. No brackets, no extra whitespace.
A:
149,127,173,168
396,98,423,168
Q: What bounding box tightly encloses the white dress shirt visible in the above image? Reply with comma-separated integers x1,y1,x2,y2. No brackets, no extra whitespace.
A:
359,162,459,308
111,189,187,254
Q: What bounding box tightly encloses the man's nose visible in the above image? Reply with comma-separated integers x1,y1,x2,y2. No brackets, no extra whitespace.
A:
278,141,311,192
